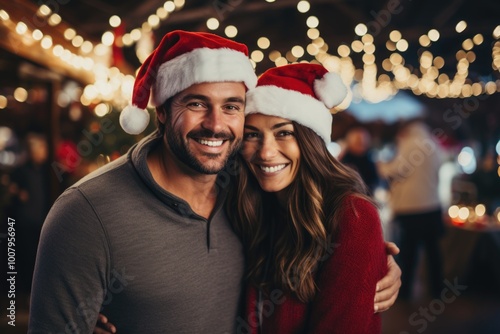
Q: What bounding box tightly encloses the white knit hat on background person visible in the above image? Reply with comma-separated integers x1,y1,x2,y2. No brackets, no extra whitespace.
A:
245,63,347,143
120,30,257,135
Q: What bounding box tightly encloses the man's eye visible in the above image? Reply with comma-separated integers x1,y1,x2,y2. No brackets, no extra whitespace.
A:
223,104,242,113
186,102,207,111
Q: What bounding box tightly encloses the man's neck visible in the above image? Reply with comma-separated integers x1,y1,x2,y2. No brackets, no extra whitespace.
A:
147,140,218,219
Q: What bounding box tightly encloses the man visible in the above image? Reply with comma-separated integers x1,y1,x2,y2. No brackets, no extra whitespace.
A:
29,31,400,334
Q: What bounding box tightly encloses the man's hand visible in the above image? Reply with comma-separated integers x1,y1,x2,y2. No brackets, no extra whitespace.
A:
374,242,401,313
93,314,116,334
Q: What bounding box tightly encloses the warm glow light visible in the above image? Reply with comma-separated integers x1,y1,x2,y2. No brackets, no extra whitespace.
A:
462,38,474,51
307,44,319,56
225,25,238,38
64,28,76,40
390,53,403,65
32,29,43,41
494,26,500,39
38,5,52,16
473,34,484,45
48,13,61,26
307,28,319,40
355,24,368,36
419,34,431,47
297,1,310,13
352,40,364,53
396,39,408,52
306,16,319,28
275,57,288,66
485,81,497,94
285,51,297,62
102,31,115,46
448,205,460,218
458,207,470,220
475,204,486,217
434,56,445,69
0,10,10,21
157,7,168,19
385,41,396,51
361,34,374,44
0,95,7,109
364,43,375,54
174,0,185,8
15,22,28,35
456,21,467,33
41,36,53,49
466,51,476,63
148,15,160,28
14,87,28,103
94,43,108,56
251,50,264,62
52,45,64,57
109,15,121,27
130,29,142,41
389,30,402,42
122,34,133,46
362,53,375,65
268,50,281,61
207,17,219,30
164,1,176,12
337,44,350,57
428,29,440,42
257,37,270,49
72,35,84,48
291,45,305,58
94,103,109,117
81,41,94,53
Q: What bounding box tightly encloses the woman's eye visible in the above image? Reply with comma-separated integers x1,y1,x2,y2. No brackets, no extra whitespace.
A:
277,131,294,137
243,132,259,140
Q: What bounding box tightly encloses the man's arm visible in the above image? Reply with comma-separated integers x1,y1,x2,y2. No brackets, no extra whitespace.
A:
375,242,401,312
29,188,110,333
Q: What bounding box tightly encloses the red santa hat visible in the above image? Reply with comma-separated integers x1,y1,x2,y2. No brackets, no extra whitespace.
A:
245,63,347,143
120,30,257,134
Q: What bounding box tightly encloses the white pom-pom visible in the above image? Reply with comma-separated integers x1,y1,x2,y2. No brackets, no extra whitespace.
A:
119,105,150,135
314,72,348,109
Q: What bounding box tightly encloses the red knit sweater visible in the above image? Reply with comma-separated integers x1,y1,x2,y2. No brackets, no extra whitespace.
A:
240,196,387,334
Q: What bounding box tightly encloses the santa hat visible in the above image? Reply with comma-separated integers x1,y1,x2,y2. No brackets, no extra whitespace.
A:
120,30,257,134
245,63,347,143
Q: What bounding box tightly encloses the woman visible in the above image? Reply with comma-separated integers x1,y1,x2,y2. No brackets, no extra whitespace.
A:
94,64,398,333
227,63,388,333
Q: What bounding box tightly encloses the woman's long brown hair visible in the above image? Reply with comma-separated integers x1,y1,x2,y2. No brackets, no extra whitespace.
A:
227,122,374,303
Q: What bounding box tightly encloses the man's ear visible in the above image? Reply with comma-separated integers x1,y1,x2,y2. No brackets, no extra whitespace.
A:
157,106,167,124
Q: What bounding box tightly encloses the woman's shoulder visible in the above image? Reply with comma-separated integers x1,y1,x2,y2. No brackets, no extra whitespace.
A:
334,195,381,236
341,194,378,217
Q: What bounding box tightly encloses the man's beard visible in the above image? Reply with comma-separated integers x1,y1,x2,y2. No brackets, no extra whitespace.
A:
164,121,242,175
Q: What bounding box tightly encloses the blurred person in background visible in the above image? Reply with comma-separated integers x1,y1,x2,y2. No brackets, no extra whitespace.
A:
340,126,380,195
377,120,445,300
8,132,51,297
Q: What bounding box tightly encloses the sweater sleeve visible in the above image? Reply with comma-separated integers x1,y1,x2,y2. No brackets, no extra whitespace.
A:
306,196,387,334
28,188,110,333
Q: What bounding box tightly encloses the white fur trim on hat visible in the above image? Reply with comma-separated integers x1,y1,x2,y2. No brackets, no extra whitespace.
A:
152,47,257,106
314,72,347,108
245,85,333,143
119,105,150,135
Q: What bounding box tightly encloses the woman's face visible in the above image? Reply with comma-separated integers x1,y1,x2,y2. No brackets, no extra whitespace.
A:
241,113,301,193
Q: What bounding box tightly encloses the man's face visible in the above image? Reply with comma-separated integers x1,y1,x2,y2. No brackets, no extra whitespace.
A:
160,82,246,174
